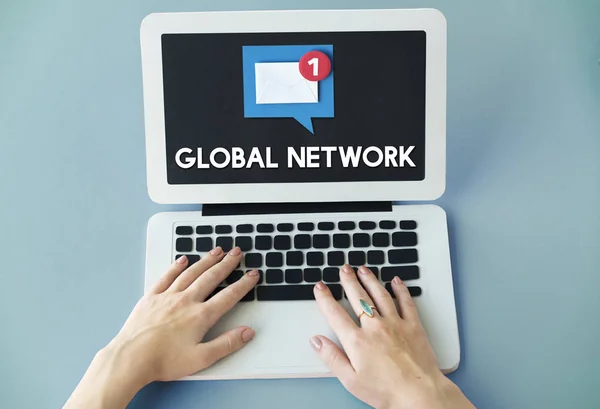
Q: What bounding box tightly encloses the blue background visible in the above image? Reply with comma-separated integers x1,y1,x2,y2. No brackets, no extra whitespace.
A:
242,45,334,133
0,1,599,408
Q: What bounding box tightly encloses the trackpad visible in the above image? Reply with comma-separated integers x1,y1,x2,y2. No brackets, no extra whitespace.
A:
252,301,337,369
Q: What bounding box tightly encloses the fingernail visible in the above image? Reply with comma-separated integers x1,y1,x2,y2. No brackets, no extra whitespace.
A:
315,281,326,290
358,266,369,275
242,328,255,343
393,276,401,285
176,255,187,264
210,246,222,256
248,269,259,277
309,336,322,351
229,247,241,256
341,264,352,274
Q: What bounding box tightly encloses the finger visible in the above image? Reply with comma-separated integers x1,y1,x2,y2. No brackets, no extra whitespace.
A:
339,265,379,322
309,335,355,386
356,266,397,317
150,255,188,294
187,247,243,301
169,247,225,292
313,281,358,343
392,276,421,322
197,326,255,368
203,270,260,327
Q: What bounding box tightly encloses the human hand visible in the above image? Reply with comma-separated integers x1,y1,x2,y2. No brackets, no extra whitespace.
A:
310,265,474,409
63,246,258,409
105,246,258,385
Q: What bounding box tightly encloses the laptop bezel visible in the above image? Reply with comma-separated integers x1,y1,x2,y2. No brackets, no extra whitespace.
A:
140,8,447,204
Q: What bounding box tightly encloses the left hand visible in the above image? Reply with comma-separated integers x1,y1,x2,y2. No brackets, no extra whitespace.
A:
107,246,258,384
63,246,258,409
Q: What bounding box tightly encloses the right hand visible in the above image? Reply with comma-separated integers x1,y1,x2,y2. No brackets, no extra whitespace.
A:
310,264,475,409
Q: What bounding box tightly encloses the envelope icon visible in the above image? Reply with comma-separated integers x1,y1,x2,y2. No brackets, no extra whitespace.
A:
255,62,319,104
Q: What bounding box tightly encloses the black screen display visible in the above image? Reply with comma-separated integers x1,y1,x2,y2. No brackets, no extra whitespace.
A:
161,31,426,184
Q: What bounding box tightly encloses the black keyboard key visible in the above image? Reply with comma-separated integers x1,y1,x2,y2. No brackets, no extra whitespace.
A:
175,254,200,265
255,236,272,250
235,236,253,252
294,234,311,249
373,233,390,247
196,225,213,234
348,251,366,266
327,251,345,266
304,268,322,283
216,237,233,252
318,222,335,231
388,249,418,264
236,224,253,233
400,220,418,230
245,253,263,268
368,266,379,279
392,232,418,247
286,251,304,266
379,220,396,229
381,265,420,281
176,238,193,252
266,269,284,284
274,235,291,250
313,234,330,249
195,237,212,252
257,223,274,233
338,221,356,231
215,225,232,234
175,226,193,235
367,250,385,265
285,269,303,284
297,222,314,231
323,267,340,282
385,283,422,297
226,270,244,284
266,252,283,267
353,233,370,248
359,221,376,230
277,223,294,232
257,284,342,301
240,289,256,302
306,252,324,266
333,234,350,248
248,269,263,285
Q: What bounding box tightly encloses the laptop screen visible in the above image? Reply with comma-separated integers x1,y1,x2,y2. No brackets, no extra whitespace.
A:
161,31,426,185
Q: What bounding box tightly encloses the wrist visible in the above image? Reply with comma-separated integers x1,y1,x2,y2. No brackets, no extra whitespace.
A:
379,374,473,409
63,341,149,409
98,338,153,391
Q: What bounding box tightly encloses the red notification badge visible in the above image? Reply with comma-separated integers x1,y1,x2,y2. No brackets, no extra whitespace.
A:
299,51,332,81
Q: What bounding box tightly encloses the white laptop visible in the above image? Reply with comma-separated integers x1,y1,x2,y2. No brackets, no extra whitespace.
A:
140,8,459,380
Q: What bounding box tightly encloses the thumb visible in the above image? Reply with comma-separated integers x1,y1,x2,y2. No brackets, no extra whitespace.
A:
310,335,355,383
198,326,255,368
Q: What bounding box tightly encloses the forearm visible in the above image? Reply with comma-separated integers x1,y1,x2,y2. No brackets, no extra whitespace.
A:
63,344,147,409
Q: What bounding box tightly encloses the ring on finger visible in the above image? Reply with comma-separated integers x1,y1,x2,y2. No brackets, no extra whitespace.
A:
357,299,377,320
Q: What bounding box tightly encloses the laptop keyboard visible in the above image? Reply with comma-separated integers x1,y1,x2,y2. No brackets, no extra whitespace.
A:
174,219,422,302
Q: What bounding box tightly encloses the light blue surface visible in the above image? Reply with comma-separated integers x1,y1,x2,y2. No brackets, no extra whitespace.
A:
1,1,599,408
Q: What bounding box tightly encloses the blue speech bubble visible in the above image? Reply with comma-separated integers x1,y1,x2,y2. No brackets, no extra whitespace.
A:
242,45,334,134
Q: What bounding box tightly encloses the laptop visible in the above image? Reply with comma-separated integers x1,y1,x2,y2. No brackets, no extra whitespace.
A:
140,8,460,380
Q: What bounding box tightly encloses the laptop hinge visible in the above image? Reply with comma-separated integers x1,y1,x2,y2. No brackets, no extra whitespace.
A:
202,201,393,216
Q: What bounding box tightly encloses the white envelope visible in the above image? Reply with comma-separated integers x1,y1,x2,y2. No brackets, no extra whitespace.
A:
255,62,319,104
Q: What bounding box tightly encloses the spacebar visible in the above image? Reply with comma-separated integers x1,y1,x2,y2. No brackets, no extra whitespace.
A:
257,284,343,301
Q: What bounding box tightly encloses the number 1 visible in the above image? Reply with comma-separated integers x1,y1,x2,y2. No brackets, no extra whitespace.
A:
308,57,319,76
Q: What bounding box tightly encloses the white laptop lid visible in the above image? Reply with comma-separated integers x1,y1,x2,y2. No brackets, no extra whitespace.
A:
140,9,447,204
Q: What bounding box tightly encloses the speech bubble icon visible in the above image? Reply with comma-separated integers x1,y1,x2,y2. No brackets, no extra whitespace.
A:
242,45,334,134
294,116,315,133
